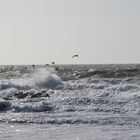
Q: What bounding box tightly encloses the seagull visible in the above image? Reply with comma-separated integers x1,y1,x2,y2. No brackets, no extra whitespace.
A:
72,54,78,58
52,62,55,65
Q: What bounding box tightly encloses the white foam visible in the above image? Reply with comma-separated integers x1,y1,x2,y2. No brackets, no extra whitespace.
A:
31,68,63,89
13,100,53,112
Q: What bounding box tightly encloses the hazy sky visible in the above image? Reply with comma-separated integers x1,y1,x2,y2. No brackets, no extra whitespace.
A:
0,0,140,64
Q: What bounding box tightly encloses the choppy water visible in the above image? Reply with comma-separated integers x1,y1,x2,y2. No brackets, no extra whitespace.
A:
0,64,140,140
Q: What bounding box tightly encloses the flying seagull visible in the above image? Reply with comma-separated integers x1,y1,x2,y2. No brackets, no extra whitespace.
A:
72,54,78,58
52,62,55,65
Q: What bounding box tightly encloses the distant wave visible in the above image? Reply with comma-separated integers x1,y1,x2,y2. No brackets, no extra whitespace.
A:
58,68,140,80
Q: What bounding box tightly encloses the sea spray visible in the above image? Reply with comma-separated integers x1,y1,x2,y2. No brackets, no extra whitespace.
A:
31,68,63,89
0,68,63,92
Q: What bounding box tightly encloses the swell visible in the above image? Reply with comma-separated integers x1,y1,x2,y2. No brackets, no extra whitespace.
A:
0,65,139,80
58,68,140,81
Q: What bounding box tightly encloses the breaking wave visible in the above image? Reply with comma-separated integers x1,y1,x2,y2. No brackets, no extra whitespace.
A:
0,68,63,92
31,68,63,89
0,65,140,128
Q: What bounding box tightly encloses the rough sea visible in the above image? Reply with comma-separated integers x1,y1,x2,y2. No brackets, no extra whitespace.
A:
0,64,140,140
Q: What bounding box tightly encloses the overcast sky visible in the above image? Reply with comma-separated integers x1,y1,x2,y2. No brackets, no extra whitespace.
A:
0,0,140,64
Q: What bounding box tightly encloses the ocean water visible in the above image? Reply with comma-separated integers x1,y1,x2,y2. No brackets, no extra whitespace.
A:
0,64,140,140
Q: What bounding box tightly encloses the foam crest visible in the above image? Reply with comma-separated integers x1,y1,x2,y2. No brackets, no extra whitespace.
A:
31,68,63,89
13,100,53,112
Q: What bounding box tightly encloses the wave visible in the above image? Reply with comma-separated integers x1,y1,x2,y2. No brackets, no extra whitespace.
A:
13,100,53,112
0,100,11,111
0,99,53,112
0,77,139,114
0,65,140,128
0,112,139,127
58,68,140,80
31,68,63,89
0,68,63,92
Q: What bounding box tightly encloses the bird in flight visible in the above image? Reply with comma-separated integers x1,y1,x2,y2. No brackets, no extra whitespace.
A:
72,54,78,58
52,62,55,65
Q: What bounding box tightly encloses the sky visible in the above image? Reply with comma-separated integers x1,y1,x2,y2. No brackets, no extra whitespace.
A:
0,0,140,64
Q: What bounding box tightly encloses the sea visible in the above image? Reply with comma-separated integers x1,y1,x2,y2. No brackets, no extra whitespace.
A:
0,64,140,140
